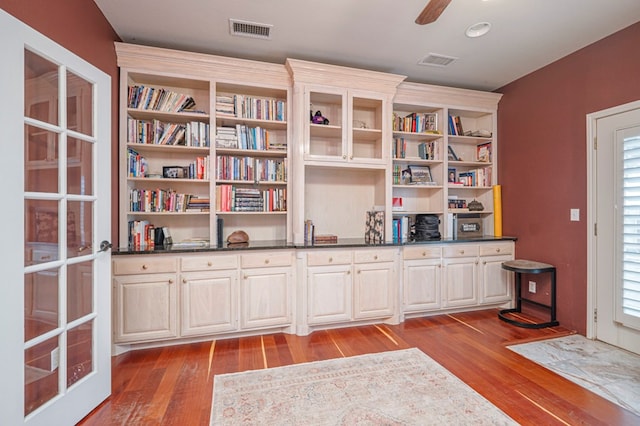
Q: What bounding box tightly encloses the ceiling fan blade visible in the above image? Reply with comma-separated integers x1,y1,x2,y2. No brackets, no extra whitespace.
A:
415,0,452,25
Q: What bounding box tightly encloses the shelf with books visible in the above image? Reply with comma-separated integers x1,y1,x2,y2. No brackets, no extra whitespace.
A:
213,82,291,242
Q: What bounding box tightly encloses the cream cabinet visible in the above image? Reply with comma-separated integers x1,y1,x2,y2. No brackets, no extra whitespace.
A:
352,249,397,319
240,251,293,330
179,254,238,337
306,250,353,325
442,245,479,308
402,246,443,313
304,248,398,329
112,256,178,343
478,243,513,304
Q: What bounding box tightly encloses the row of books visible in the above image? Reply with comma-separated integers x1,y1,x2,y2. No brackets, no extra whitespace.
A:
216,155,286,182
215,94,286,122
451,167,492,187
302,220,338,244
392,112,438,133
127,220,157,250
215,125,286,151
392,216,411,242
216,185,286,212
393,138,439,160
128,85,196,113
129,189,208,212
127,118,210,147
448,115,464,136
127,148,147,178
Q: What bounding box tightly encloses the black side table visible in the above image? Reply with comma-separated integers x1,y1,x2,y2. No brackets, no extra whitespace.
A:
498,259,559,328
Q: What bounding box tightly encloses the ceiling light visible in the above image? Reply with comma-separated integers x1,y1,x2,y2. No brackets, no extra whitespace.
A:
465,22,491,38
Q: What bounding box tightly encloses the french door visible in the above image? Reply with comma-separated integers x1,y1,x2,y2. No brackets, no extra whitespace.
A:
589,101,640,355
0,10,112,425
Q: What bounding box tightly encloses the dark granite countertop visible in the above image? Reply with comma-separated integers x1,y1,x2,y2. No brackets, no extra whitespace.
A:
113,236,517,255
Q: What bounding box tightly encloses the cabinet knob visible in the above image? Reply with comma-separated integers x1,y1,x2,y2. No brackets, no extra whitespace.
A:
142,264,148,270
207,261,213,266
357,269,361,274
347,270,351,275
350,155,353,160
264,259,270,264
182,278,187,284
374,255,378,260
329,257,333,263
496,248,501,253
459,250,464,255
422,251,427,257
342,155,347,159
483,261,487,265
168,279,174,284
438,264,442,268
244,274,248,279
475,260,479,265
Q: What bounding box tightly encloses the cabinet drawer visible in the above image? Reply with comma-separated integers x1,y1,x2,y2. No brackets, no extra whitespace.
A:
479,243,513,257
241,251,293,268
443,245,479,258
181,254,238,271
403,246,442,260
113,256,177,275
307,251,352,266
354,249,396,264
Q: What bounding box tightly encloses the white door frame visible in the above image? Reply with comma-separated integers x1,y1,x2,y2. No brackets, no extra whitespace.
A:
586,99,640,339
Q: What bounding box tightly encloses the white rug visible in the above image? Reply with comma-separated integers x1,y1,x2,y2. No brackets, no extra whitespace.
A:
211,348,516,425
508,334,640,416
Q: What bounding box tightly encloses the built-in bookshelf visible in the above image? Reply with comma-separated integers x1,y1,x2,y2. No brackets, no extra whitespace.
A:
214,82,290,242
391,103,445,241
119,72,212,249
446,108,496,236
392,82,501,239
117,43,292,248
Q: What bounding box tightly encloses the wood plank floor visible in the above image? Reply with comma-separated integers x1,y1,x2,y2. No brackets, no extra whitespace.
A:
79,309,640,425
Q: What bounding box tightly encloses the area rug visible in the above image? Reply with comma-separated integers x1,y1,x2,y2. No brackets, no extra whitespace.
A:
211,348,516,425
508,334,640,416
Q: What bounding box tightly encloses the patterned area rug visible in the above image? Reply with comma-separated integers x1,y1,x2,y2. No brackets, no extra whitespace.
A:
508,334,640,416
211,348,516,425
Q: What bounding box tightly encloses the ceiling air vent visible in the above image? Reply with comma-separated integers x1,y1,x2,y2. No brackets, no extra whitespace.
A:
229,19,273,40
418,53,458,67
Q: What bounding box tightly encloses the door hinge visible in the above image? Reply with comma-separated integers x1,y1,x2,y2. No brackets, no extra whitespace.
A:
594,223,597,236
594,308,597,322
594,136,597,150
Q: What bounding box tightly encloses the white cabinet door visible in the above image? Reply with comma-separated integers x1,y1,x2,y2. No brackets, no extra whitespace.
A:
479,254,513,304
113,273,177,343
307,264,352,324
241,266,292,329
353,261,395,319
180,270,238,337
403,258,442,312
443,257,478,308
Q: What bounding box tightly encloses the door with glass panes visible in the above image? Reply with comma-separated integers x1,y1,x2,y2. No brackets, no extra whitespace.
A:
0,10,111,425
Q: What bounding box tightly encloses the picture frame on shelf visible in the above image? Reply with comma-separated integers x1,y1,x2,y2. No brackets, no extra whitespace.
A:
401,168,412,185
424,113,437,132
448,168,457,183
163,166,188,179
447,146,459,161
408,165,434,185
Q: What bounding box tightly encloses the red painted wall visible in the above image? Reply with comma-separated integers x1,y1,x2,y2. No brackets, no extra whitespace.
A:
497,21,640,334
1,0,121,245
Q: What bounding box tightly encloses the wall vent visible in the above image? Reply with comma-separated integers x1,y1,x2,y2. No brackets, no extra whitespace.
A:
418,53,458,67
229,19,273,40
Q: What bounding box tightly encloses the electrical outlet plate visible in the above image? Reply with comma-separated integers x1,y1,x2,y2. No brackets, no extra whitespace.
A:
570,208,580,221
528,281,536,293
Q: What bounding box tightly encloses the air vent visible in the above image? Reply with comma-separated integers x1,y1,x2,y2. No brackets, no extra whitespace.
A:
229,19,273,40
418,53,458,67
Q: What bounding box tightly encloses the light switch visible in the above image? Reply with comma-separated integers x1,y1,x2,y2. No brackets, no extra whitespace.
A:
570,209,580,221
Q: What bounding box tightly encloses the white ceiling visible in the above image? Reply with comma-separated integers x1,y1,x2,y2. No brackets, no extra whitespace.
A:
94,0,640,91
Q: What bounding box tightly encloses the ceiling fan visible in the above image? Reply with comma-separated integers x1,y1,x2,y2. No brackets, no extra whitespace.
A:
415,0,452,25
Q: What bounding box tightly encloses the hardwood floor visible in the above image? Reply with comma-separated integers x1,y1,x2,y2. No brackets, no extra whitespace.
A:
79,309,639,425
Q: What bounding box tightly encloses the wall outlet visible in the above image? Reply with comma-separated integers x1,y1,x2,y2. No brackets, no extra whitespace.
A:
50,347,60,371
528,281,536,293
570,208,580,221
